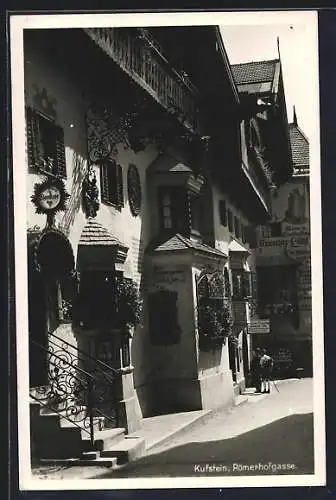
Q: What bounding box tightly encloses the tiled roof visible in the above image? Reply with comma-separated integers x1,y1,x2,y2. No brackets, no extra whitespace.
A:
148,233,227,257
79,218,123,246
231,59,278,85
289,123,309,170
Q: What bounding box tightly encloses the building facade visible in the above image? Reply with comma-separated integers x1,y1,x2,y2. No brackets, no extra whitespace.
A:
24,27,294,461
255,109,312,375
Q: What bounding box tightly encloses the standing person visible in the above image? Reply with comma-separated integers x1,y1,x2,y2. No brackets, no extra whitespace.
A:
260,348,274,394
250,348,262,393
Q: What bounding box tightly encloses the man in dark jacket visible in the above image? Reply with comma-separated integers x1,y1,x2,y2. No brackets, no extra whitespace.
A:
250,348,262,393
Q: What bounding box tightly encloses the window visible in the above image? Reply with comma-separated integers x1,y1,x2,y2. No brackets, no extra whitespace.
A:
245,225,257,248
232,270,252,299
269,222,282,237
26,106,66,178
241,225,246,244
219,200,227,226
234,216,241,239
227,209,233,233
100,160,124,209
158,186,188,234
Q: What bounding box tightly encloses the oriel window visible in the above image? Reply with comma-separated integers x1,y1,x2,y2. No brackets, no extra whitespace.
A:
158,186,188,234
26,106,67,178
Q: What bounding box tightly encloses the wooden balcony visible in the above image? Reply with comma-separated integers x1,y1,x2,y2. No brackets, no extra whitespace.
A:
83,27,200,133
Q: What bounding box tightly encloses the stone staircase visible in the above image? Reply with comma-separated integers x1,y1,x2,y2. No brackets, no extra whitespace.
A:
30,399,146,468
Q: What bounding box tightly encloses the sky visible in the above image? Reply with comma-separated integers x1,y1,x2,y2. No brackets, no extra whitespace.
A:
220,14,319,144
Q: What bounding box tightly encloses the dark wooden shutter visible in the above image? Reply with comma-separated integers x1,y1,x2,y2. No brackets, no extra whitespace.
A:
148,290,181,345
219,200,227,226
251,272,258,300
26,107,40,172
100,163,110,203
55,125,67,178
243,271,252,298
116,163,124,208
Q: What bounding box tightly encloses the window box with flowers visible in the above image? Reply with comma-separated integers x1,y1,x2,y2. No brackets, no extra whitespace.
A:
198,298,233,351
115,277,142,370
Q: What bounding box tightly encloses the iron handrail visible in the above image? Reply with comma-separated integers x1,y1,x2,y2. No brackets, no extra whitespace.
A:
46,330,119,376
30,337,121,449
30,338,96,382
46,337,117,386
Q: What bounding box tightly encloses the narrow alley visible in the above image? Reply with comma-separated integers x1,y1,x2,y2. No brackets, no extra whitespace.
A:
32,377,314,480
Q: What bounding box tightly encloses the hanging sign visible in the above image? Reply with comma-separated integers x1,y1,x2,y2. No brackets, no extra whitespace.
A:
247,319,270,334
31,177,69,215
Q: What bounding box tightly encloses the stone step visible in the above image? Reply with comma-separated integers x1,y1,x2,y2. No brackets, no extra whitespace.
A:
100,436,146,465
82,427,126,452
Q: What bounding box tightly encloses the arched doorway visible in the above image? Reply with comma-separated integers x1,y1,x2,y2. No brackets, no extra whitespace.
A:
28,228,76,387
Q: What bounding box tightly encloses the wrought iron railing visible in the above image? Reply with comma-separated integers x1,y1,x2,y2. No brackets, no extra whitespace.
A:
83,27,199,133
29,332,121,449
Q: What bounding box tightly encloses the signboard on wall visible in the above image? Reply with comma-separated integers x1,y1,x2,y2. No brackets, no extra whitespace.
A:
248,319,270,334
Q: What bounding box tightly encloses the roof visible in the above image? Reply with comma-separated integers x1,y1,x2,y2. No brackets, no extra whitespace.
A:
231,59,278,86
147,233,227,258
288,123,310,172
79,218,123,246
228,239,250,254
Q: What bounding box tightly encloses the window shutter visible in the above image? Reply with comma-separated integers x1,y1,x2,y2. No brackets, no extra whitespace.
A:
26,107,40,171
251,272,258,300
100,163,110,203
148,290,181,345
219,200,227,226
243,271,252,298
55,125,67,178
116,163,124,208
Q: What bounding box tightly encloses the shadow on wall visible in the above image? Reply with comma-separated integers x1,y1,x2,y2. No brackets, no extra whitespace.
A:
93,412,314,478
60,151,87,235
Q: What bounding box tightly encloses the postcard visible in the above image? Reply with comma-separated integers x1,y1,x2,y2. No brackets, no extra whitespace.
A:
10,9,325,490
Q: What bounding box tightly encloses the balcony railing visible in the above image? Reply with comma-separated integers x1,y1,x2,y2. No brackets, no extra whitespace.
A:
83,27,200,133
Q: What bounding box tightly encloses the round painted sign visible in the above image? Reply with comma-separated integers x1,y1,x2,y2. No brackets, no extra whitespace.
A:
38,186,61,210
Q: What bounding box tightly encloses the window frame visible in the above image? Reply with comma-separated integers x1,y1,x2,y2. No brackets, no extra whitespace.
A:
158,185,189,235
26,106,67,178
219,200,227,227
100,159,124,210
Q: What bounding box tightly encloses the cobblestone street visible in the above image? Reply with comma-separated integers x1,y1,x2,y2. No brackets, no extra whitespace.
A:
32,377,314,480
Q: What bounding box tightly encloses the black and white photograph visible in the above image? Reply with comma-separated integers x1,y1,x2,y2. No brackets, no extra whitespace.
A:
10,10,325,490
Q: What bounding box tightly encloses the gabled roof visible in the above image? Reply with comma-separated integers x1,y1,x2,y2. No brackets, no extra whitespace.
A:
79,218,123,246
231,59,278,86
147,233,227,258
288,122,309,173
